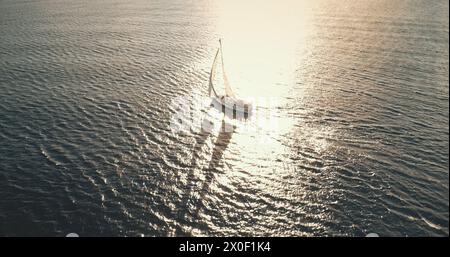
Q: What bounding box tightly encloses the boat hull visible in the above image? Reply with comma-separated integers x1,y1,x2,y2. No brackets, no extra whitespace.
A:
211,96,252,118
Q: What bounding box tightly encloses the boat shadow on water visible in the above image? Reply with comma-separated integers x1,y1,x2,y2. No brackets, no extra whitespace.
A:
176,107,237,235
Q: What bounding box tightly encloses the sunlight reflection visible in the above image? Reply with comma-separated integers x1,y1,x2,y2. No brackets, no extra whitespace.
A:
187,0,319,176
215,0,314,99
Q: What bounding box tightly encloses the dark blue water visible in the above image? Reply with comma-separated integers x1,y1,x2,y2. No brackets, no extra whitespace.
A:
0,0,448,236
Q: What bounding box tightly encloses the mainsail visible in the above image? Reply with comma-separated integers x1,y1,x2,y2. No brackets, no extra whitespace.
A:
208,48,220,97
219,40,236,98
208,40,236,98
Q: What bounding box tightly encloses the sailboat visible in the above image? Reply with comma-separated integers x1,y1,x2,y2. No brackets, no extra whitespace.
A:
208,40,252,116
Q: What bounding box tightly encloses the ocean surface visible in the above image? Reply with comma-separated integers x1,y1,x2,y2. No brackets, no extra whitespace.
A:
0,0,448,236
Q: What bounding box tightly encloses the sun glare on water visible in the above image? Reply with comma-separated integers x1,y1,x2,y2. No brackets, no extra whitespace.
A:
215,0,314,98
184,1,327,175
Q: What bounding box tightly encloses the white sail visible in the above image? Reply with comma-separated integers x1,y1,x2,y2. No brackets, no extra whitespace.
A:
209,40,236,99
219,40,236,98
208,48,220,97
